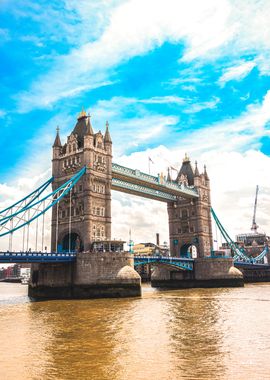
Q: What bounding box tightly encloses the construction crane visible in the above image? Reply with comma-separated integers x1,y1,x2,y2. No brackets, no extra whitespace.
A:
251,185,259,234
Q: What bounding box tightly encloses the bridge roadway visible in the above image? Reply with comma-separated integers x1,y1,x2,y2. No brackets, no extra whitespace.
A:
0,252,194,269
111,163,199,201
1,252,269,272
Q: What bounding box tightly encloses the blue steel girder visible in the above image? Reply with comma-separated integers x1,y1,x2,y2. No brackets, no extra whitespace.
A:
134,256,194,271
112,163,198,200
0,167,86,237
0,252,76,263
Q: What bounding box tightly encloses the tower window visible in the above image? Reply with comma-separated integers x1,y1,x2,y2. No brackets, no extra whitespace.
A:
182,209,188,219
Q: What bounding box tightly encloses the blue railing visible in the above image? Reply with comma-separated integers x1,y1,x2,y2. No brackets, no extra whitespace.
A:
0,252,76,263
134,255,194,271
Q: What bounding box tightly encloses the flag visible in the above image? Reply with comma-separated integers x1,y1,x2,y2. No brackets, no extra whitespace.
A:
148,157,154,164
170,166,177,172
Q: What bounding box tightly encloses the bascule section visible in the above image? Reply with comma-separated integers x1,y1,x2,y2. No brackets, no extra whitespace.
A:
51,109,112,253
168,155,213,258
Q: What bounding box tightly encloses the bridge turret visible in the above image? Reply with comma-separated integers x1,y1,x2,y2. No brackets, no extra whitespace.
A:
52,126,62,157
177,153,194,186
104,121,112,154
83,114,94,166
52,127,62,177
194,161,200,177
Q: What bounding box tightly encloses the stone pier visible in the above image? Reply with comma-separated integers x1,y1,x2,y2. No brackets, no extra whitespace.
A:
151,257,244,288
28,252,141,299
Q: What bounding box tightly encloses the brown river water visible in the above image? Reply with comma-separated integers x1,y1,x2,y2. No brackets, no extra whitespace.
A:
0,282,270,380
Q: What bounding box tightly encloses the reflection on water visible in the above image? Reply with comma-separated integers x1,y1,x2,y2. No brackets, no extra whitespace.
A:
0,283,270,379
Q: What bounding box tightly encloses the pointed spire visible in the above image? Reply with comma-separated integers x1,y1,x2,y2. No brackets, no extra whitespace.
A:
167,167,172,182
53,126,62,147
104,121,112,143
183,152,190,162
194,160,200,176
77,107,87,120
85,113,94,135
204,164,209,180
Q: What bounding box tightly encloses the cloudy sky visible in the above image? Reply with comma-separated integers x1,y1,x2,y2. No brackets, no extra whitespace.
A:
0,0,270,250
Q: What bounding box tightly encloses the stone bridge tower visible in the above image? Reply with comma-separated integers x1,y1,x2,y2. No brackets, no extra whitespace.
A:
51,109,112,252
167,155,213,258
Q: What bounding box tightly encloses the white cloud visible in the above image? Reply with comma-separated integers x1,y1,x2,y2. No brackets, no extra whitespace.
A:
218,61,256,86
139,96,185,105
18,0,270,111
184,97,220,113
179,90,270,154
0,110,6,118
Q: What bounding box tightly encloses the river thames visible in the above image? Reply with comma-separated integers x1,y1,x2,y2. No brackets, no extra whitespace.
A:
0,282,270,380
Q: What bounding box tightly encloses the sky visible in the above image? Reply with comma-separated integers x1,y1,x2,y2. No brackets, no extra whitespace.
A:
0,0,270,250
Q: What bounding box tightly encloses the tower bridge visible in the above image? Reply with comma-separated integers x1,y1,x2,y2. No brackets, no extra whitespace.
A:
1,109,268,298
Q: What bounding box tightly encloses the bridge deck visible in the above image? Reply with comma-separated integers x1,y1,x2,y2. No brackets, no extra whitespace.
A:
0,252,76,263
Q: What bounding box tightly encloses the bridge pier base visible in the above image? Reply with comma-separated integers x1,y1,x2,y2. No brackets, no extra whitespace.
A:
151,258,244,288
28,252,141,299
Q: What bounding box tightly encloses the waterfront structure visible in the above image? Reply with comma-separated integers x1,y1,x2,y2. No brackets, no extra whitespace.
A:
0,109,250,297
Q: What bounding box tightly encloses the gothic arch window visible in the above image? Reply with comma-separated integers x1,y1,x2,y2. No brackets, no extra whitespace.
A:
182,209,188,219
182,223,189,233
97,207,100,216
72,144,76,152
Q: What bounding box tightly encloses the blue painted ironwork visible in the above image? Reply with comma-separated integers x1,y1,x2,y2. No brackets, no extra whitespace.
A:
0,251,76,263
234,261,270,269
134,255,194,271
211,208,269,264
112,163,198,199
0,167,86,237
0,177,53,219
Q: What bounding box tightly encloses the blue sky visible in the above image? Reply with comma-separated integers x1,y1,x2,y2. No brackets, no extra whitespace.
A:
0,0,270,245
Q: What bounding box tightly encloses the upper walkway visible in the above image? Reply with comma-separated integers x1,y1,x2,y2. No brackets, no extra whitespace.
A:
111,163,198,202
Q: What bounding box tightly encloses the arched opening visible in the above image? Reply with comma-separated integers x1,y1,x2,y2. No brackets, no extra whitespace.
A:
180,244,198,258
62,232,83,252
